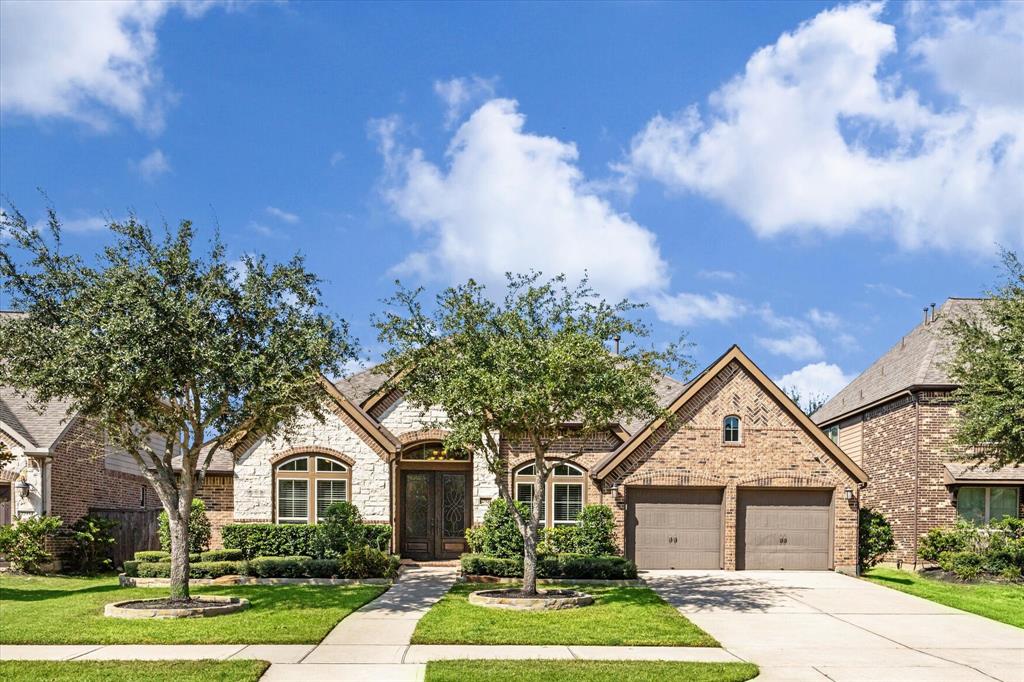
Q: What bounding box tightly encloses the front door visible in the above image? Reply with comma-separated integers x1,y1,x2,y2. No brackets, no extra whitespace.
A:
401,470,470,560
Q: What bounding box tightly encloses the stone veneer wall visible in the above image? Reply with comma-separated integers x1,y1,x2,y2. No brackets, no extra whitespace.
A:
234,405,391,523
601,360,861,573
1,430,42,520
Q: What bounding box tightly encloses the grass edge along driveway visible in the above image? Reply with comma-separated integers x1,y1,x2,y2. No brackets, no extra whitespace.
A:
0,574,387,644
863,567,1024,629
426,660,759,682
412,582,718,646
0,660,269,682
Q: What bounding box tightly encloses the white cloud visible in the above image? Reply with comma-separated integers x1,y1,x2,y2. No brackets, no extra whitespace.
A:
57,216,109,233
807,307,840,330
135,149,170,182
865,282,913,299
265,206,300,224
757,333,825,361
248,221,273,237
329,150,345,167
625,2,1024,254
376,98,735,326
696,269,737,281
0,1,219,131
650,292,746,326
777,362,855,407
434,76,498,129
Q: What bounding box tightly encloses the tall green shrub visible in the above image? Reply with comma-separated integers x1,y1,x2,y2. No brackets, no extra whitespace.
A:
477,499,528,558
575,505,617,556
158,499,211,553
65,514,119,575
859,508,895,571
0,516,62,573
319,501,363,556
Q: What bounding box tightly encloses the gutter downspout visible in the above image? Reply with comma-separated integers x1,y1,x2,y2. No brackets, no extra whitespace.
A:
913,392,921,570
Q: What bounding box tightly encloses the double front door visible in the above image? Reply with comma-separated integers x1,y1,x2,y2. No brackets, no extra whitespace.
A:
400,469,471,560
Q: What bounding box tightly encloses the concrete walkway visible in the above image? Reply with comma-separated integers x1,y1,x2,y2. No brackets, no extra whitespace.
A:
645,569,1024,682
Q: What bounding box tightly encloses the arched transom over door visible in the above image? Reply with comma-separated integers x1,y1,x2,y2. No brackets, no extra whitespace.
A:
274,452,352,524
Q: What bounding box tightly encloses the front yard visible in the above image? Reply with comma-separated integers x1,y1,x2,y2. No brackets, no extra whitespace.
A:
0,574,386,644
863,567,1024,628
412,582,718,646
425,660,759,682
0,660,268,682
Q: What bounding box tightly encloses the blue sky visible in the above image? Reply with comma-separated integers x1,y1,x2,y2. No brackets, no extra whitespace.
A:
1,1,1022,405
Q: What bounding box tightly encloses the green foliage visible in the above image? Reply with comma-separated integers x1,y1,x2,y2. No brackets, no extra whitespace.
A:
122,560,140,577
460,553,637,580
221,522,391,559
0,516,62,573
943,250,1024,467
200,548,244,562
134,561,245,579
134,551,171,563
361,524,393,552
858,508,896,571
475,499,528,558
158,499,211,553
337,545,400,579
573,505,617,556
64,515,119,575
464,526,485,553
319,501,364,556
918,517,1023,581
539,526,578,554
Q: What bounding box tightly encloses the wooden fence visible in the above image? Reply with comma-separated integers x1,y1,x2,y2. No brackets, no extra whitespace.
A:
89,507,161,567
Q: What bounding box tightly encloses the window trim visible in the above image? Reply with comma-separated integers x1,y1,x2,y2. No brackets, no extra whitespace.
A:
723,415,742,444
273,452,352,524
513,460,586,527
957,486,1020,524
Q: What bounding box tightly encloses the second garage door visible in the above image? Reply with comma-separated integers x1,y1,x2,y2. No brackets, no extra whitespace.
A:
628,487,722,569
738,489,832,570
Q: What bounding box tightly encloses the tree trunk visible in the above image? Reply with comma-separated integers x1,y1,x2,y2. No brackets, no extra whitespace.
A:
522,521,539,596
167,509,191,601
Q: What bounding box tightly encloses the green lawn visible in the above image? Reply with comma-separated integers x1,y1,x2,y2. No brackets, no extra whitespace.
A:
0,660,268,682
412,582,718,646
0,574,387,644
863,567,1024,628
426,660,758,682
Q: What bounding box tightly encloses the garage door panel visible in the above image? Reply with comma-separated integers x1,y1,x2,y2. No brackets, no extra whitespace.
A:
739,490,832,571
629,488,722,570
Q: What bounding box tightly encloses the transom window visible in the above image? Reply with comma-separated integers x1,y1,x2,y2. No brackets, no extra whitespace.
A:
514,461,586,526
274,453,351,524
401,442,469,461
723,415,741,443
957,486,1019,525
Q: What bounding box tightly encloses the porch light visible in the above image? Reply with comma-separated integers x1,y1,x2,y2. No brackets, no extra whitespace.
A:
15,479,31,499
843,487,853,502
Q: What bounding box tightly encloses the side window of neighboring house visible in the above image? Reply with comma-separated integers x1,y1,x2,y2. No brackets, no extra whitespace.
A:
825,426,839,443
957,486,1020,524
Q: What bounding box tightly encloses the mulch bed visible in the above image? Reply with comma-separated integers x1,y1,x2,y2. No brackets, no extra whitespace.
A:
478,589,582,599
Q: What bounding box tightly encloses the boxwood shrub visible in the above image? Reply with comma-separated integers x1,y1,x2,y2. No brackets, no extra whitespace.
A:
133,560,245,579
125,549,399,580
221,522,393,558
460,553,637,580
134,551,170,563
200,548,244,562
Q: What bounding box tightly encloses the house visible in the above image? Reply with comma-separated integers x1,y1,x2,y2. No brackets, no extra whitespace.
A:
205,345,867,573
813,298,1024,565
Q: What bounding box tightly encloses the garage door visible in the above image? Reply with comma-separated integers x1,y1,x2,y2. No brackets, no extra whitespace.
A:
738,489,831,570
628,488,722,569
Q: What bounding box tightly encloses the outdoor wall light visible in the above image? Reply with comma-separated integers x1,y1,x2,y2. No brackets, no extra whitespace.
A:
843,487,854,502
15,479,32,499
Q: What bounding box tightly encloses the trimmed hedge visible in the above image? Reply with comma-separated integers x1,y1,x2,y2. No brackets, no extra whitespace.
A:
461,553,637,580
132,550,200,563
221,522,393,559
123,548,400,580
129,560,245,579
201,548,244,562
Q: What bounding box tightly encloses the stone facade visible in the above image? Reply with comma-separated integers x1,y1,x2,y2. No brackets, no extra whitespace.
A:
601,360,862,574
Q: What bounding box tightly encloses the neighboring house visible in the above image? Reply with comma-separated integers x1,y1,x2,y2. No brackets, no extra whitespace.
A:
813,298,1024,565
197,345,866,574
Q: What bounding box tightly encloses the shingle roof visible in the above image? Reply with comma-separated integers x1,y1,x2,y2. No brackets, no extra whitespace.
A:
813,298,986,425
0,387,77,450
171,442,236,474
334,368,391,406
944,462,1024,484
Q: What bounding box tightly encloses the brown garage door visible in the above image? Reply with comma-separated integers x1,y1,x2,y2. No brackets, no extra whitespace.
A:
738,489,832,570
628,488,722,569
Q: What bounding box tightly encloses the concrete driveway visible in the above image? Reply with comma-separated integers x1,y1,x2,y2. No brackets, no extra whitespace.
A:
645,570,1023,682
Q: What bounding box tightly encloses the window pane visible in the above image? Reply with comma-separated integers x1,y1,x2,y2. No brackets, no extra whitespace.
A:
724,416,740,443
957,487,986,524
278,458,308,472
316,457,346,472
989,487,1019,521
278,479,308,521
316,479,348,520
516,482,544,520
554,464,583,476
517,465,535,475
553,483,582,524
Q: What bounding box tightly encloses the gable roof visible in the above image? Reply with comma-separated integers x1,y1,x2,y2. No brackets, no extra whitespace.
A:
334,368,392,407
0,387,78,452
318,375,401,456
813,298,986,425
943,462,1024,485
592,345,869,483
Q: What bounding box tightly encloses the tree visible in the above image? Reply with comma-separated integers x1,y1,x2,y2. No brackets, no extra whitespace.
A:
374,273,689,595
0,208,355,599
783,386,827,416
0,440,12,468
943,250,1024,467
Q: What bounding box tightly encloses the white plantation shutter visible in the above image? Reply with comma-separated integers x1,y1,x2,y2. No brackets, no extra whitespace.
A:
317,479,348,520
278,479,308,522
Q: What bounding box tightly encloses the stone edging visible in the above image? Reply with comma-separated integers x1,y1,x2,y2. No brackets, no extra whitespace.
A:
105,595,249,619
459,574,645,586
119,574,392,588
468,588,594,611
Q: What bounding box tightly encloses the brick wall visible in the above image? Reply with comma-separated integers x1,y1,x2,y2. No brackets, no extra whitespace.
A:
195,473,234,549
602,361,861,573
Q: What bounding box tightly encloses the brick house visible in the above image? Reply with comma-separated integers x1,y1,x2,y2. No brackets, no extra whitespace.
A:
813,298,1024,566
4,344,866,573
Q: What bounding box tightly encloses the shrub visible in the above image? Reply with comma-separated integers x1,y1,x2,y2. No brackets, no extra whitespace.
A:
64,514,119,575
919,523,971,562
319,501,364,556
134,560,244,579
158,499,211,554
221,522,391,559
574,505,617,556
539,526,578,554
200,548,244,562
476,499,528,558
0,515,63,573
248,556,310,579
338,545,399,579
134,550,171,563
362,524,393,552
123,560,140,577
859,508,896,571
460,552,637,580
919,518,1024,582
939,551,984,581
465,526,485,553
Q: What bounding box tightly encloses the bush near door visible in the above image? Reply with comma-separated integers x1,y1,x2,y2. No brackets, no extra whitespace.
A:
220,521,392,559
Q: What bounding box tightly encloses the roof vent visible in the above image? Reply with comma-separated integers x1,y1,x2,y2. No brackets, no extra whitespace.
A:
923,307,929,324
930,302,936,323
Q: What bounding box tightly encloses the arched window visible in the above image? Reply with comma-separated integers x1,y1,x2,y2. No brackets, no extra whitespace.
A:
723,415,741,443
514,461,586,526
274,453,352,524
